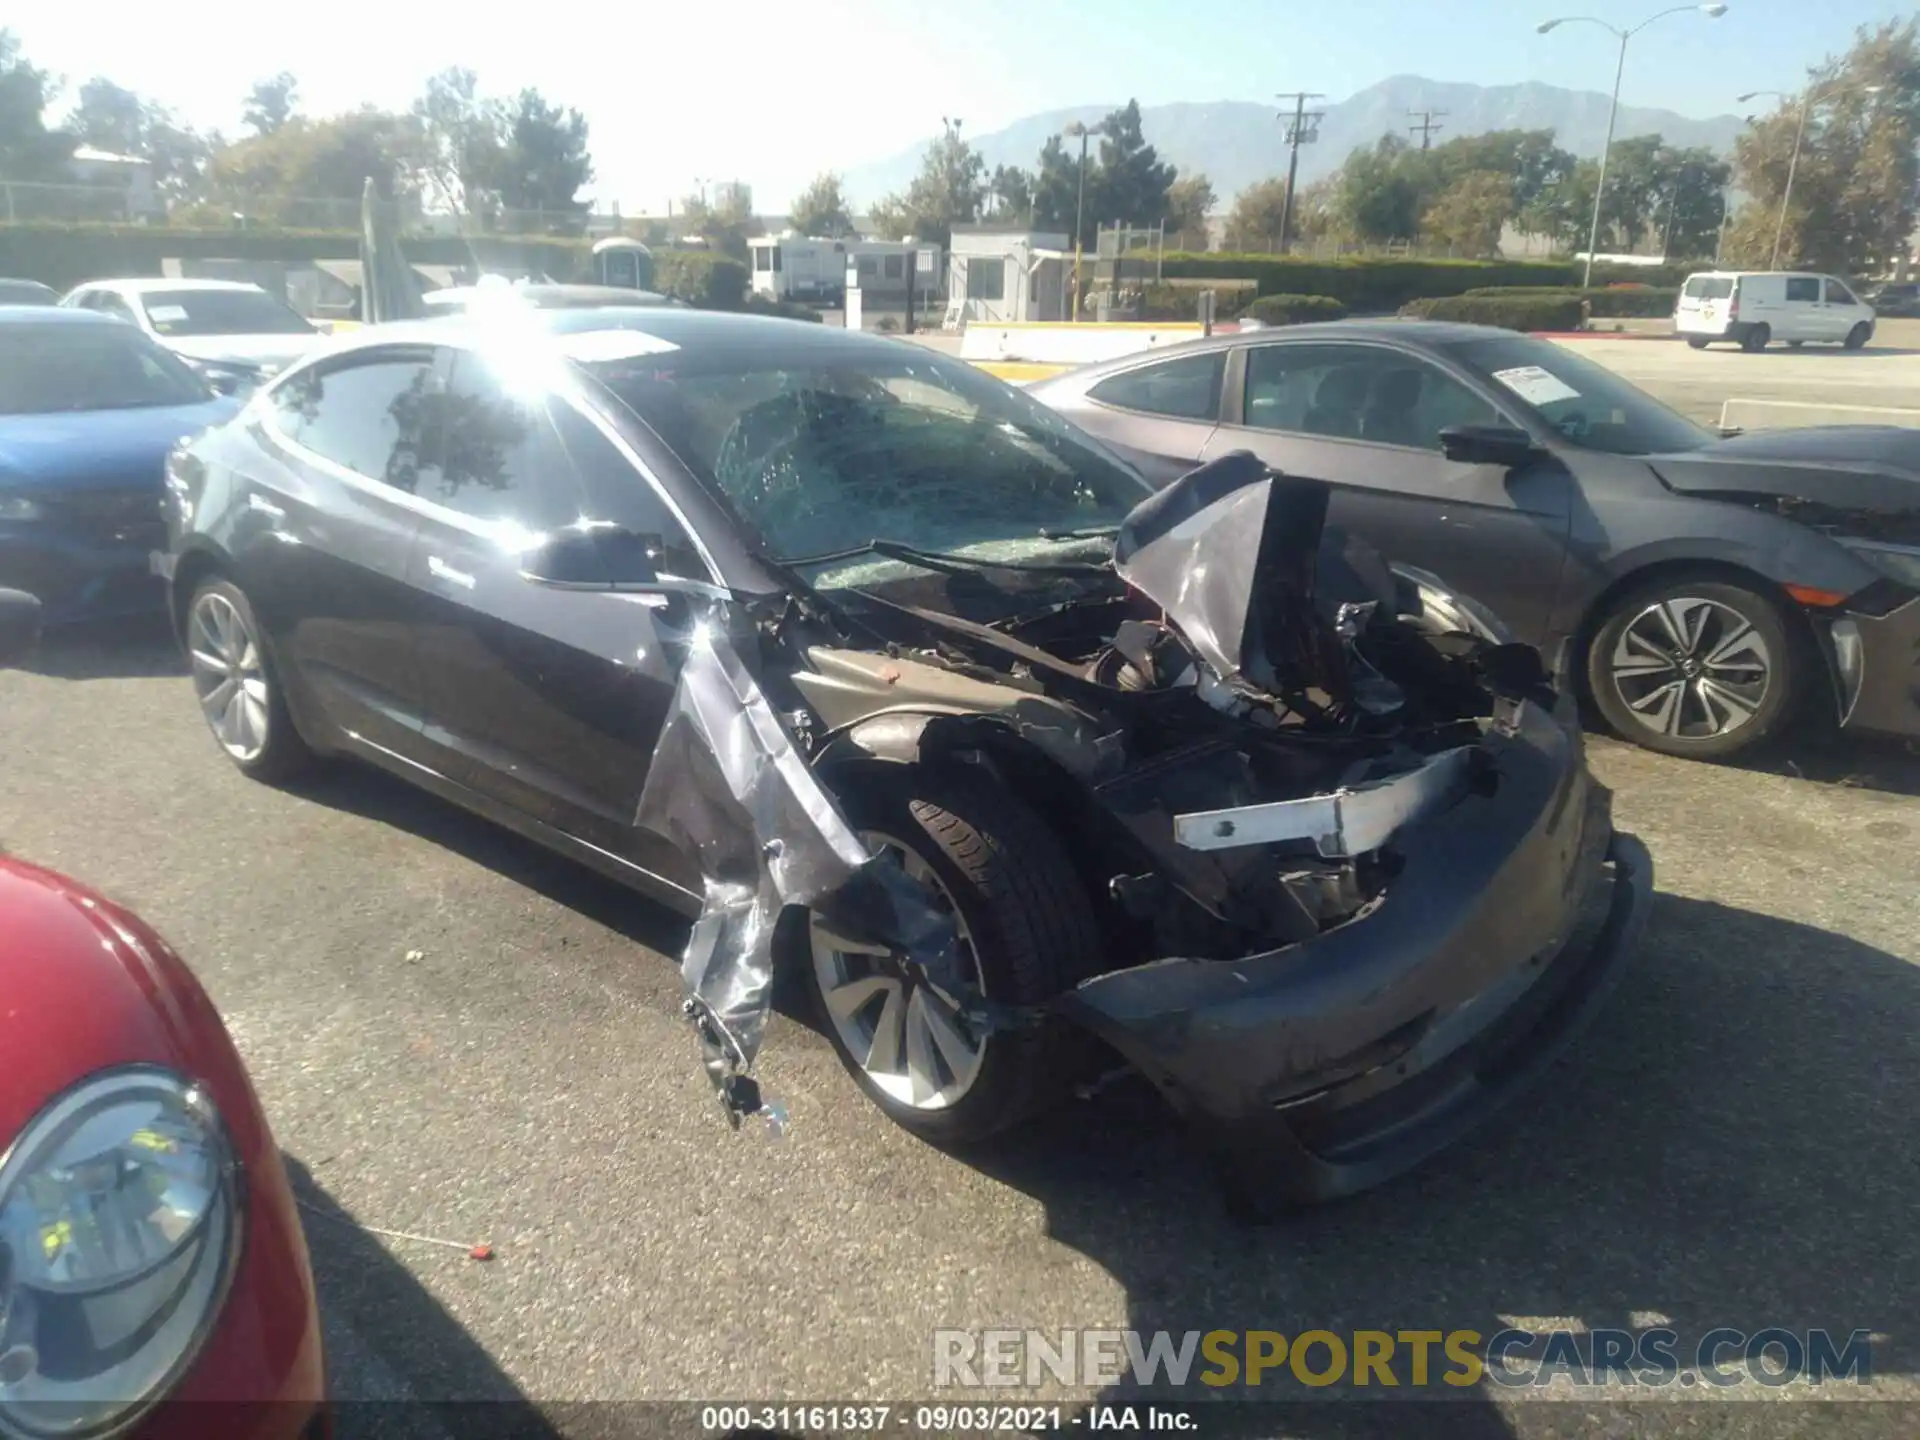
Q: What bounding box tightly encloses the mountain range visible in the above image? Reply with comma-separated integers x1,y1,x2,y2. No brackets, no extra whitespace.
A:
839,75,1747,212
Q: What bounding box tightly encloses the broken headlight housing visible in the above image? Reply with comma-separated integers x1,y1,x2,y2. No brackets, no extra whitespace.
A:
0,1068,240,1438
1836,537,1920,594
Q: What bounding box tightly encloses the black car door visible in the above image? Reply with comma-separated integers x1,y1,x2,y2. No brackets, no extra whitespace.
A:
244,345,440,759
1200,340,1575,649
1070,348,1224,486
403,345,710,890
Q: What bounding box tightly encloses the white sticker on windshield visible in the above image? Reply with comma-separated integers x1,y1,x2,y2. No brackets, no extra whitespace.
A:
561,330,681,362
147,304,189,324
1491,365,1581,406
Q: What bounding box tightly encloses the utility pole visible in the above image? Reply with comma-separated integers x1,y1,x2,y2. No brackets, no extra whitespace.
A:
1408,109,1448,149
1275,92,1325,256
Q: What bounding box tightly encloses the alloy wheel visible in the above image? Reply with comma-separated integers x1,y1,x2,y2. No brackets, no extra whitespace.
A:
188,591,271,762
810,833,987,1110
1607,595,1773,741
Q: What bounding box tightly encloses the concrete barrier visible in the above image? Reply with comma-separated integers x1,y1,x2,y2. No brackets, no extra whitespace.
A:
1720,397,1920,431
958,321,1219,367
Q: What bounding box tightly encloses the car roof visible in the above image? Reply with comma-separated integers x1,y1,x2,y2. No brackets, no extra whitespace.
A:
1040,318,1526,378
0,304,120,327
69,277,269,295
321,304,922,367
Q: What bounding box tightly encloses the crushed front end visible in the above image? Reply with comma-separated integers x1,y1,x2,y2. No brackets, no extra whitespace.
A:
640,452,1652,1209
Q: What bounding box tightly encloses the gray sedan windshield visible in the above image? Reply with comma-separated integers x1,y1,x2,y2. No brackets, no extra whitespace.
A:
1446,334,1714,456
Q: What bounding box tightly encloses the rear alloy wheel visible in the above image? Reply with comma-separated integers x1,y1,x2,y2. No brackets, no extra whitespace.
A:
1845,322,1871,350
1741,323,1771,352
1686,337,1710,349
804,767,1100,1145
1586,578,1799,760
186,578,312,782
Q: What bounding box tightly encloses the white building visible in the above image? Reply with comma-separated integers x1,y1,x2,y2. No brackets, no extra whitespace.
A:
66,145,160,219
947,225,1071,325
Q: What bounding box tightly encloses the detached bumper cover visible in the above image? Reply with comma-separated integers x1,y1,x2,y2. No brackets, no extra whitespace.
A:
1834,593,1920,739
1056,704,1654,1204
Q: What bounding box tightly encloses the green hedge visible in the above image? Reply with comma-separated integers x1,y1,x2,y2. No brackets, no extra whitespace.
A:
650,248,748,310
1139,283,1251,321
1160,252,1697,311
1461,284,1679,318
1243,293,1347,325
741,292,824,322
1399,294,1586,331
0,222,590,293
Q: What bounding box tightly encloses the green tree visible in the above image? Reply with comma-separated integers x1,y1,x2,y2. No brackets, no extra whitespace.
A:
875,121,985,247
492,89,593,224
1419,169,1513,256
681,182,755,257
1222,176,1290,252
1087,99,1177,233
1338,134,1423,243
1029,134,1081,236
988,163,1033,223
789,172,853,236
0,31,73,181
242,73,299,137
863,192,913,240
411,68,507,222
205,109,431,225
1727,17,1920,271
69,78,211,204
1165,171,1216,249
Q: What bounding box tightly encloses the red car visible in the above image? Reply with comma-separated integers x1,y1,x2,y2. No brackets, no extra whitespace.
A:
0,588,326,1439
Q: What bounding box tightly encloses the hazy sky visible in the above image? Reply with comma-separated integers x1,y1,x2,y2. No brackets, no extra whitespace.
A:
13,0,1906,212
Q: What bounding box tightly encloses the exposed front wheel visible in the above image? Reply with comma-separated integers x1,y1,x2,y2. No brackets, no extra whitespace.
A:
1845,322,1871,350
1740,324,1771,352
804,766,1101,1145
1586,577,1801,760
186,577,313,783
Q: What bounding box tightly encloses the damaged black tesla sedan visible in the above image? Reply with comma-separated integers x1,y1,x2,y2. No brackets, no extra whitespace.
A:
157,307,1652,1211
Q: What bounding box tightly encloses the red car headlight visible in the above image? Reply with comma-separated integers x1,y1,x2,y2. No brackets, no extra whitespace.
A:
0,1067,241,1438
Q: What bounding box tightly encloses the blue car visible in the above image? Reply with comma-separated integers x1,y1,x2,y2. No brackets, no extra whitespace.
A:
0,306,239,625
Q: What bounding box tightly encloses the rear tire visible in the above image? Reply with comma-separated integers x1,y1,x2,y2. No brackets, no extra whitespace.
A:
1686,336,1710,349
1585,575,1802,760
185,577,314,784
1845,322,1871,350
1740,323,1771,352
803,765,1102,1146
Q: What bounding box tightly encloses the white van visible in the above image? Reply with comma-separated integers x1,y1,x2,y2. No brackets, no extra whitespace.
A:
1675,270,1877,351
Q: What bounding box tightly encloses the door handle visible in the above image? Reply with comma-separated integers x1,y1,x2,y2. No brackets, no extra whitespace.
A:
426,555,476,590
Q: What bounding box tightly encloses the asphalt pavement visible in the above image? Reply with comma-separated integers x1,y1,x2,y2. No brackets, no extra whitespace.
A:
5,336,1920,1434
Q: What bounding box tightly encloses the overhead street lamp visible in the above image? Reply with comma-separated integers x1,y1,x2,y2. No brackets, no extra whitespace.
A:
1538,4,1729,288
1737,82,1885,269
1064,120,1109,318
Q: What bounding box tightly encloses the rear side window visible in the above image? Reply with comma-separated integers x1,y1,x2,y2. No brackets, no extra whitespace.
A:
1785,277,1821,302
269,353,439,489
1088,351,1225,421
1683,276,1733,300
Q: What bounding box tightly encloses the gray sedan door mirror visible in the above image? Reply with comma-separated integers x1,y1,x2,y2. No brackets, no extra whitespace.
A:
520,525,662,590
0,587,43,667
1439,424,1543,468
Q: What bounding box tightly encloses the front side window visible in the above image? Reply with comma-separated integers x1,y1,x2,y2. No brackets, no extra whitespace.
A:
967,257,1006,302
1826,278,1857,305
1785,276,1821,303
269,353,438,486
1444,332,1713,456
1088,351,1224,421
1242,344,1502,450
140,288,316,337
585,349,1148,591
0,321,211,415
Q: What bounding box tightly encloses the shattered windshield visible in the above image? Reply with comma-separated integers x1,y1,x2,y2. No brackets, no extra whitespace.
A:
584,349,1149,589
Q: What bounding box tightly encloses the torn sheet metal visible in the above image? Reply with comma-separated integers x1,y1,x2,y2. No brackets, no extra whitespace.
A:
634,608,962,1125
1172,744,1476,857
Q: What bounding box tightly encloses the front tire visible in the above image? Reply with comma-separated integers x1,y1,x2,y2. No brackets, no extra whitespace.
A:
803,766,1102,1146
1586,576,1801,760
1740,323,1771,352
1845,322,1871,350
185,577,313,783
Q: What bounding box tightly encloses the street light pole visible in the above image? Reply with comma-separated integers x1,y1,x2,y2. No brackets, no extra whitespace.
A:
1065,120,1105,319
1538,6,1729,289
1738,83,1884,270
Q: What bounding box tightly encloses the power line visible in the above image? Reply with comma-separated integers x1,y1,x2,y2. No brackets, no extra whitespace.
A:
1408,109,1448,149
1275,91,1326,255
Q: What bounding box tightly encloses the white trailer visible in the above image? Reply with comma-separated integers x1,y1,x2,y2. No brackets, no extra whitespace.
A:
749,236,850,304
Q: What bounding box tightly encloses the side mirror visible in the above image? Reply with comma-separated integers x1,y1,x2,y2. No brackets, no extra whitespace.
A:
0,588,43,667
520,525,662,590
1439,423,1543,469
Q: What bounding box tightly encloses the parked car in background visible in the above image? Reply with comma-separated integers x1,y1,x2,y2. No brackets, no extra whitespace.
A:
1864,280,1920,318
60,278,324,395
0,278,58,306
1674,269,1876,350
154,306,1652,1210
0,587,327,1439
1030,319,1920,761
0,307,238,624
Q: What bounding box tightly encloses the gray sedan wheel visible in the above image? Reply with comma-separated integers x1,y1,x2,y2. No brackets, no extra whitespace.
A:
186,578,312,782
1587,578,1799,760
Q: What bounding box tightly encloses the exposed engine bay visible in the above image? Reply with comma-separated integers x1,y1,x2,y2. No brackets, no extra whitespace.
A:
635,452,1564,1127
